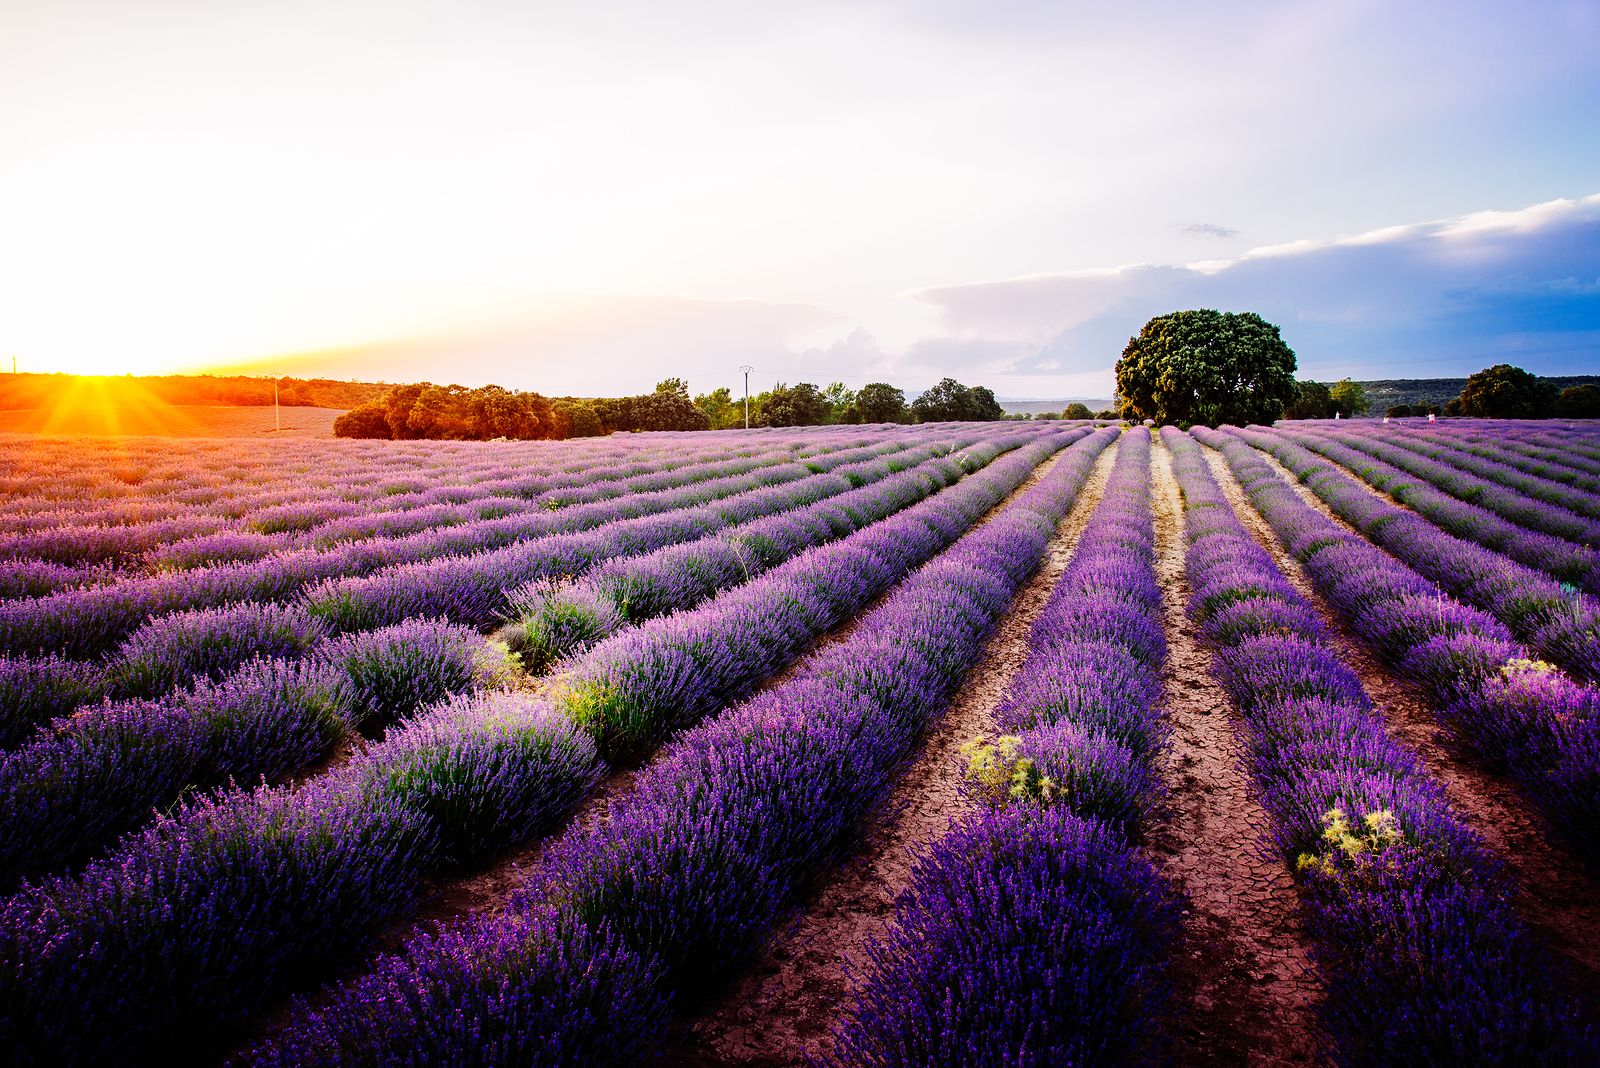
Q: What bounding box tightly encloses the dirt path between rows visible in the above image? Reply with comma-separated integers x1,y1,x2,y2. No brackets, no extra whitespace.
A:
1147,435,1326,1066
1217,438,1600,1018
674,435,1123,1067
233,434,1094,1062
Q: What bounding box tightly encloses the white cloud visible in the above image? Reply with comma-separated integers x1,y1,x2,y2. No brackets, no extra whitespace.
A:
898,193,1600,389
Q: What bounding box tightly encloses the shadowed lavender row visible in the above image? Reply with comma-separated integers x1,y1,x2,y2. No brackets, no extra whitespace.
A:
1234,426,1600,679
1196,427,1600,862
831,429,1183,1067
1393,424,1600,501
1165,427,1590,1065
241,417,1117,1067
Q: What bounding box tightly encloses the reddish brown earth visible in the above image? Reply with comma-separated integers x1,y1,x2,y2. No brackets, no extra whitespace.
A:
1147,437,1327,1066
674,435,1123,1067
1216,440,1600,1017
235,435,1089,1060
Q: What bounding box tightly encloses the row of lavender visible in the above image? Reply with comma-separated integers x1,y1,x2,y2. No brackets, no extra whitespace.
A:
3,441,838,642
0,424,913,516
491,434,1001,670
0,439,913,733
831,429,1180,1065
0,428,915,607
1389,424,1600,496
0,432,1050,888
0,429,1110,1064
1324,423,1600,526
0,431,915,571
1234,427,1600,680
0,430,988,715
2,423,1048,546
0,429,1000,659
1269,424,1600,591
1165,428,1589,1063
1458,424,1600,481
1199,428,1600,859
0,435,801,571
241,424,1120,1066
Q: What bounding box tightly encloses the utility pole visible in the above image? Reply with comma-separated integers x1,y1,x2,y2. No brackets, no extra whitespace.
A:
739,365,753,429
274,376,281,432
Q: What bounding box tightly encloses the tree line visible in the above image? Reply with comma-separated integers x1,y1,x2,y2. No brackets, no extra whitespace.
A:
332,383,709,440
1282,367,1600,421
333,375,1014,440
689,377,1003,429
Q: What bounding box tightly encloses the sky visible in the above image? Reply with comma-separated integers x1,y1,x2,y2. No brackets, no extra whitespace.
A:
1,0,1597,399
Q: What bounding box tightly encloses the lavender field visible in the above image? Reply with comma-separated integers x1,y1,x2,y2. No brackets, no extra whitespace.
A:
1,419,1598,1066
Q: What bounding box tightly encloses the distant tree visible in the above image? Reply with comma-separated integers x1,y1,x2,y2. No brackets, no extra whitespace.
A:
968,385,1004,421
655,377,690,398
551,399,604,438
1556,383,1600,419
382,383,430,439
915,378,960,422
910,378,1003,422
754,382,831,427
1282,381,1331,419
694,386,744,429
1093,408,1118,420
821,382,855,424
1329,378,1370,417
335,382,550,440
406,385,477,439
910,378,971,422
332,402,390,438
854,382,908,423
1062,402,1093,420
1385,404,1414,418
469,385,547,438
634,389,711,431
1115,309,1297,428
1448,364,1557,418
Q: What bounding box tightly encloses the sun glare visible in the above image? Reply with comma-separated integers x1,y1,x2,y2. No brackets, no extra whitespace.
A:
30,376,200,437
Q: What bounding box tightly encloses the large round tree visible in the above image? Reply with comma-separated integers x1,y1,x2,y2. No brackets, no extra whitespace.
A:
1446,363,1557,418
1115,309,1297,428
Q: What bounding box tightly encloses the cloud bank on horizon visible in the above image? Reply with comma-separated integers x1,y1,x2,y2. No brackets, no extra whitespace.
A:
902,192,1600,396
235,193,1600,399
